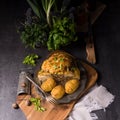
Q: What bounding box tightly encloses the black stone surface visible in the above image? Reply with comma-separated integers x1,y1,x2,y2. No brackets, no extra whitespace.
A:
0,0,120,120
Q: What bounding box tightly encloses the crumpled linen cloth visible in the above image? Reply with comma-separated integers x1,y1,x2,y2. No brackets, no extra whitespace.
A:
67,84,115,120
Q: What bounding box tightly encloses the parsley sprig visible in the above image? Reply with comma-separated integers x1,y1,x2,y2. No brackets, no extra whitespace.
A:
23,54,39,66
30,97,46,112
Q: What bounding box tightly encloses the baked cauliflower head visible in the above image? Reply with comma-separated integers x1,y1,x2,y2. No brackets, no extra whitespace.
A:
37,50,81,99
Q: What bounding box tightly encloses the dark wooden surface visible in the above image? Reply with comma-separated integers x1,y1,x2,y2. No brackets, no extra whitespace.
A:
0,0,120,120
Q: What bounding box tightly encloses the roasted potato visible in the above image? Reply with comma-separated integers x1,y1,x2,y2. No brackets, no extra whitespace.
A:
51,85,65,99
41,77,56,92
65,79,80,94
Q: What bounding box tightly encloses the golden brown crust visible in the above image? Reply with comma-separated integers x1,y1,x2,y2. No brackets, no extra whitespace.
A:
40,51,80,81
37,51,81,99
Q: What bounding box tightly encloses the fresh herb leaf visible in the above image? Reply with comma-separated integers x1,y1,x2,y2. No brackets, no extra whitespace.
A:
60,63,63,70
23,54,39,66
47,17,78,50
53,64,58,69
20,23,49,48
54,57,58,61
59,57,64,62
30,97,46,112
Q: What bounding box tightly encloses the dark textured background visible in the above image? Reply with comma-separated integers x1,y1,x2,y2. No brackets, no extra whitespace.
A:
0,0,120,120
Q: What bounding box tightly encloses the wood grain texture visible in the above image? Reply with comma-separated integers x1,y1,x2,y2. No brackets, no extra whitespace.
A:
76,2,106,32
85,2,106,64
16,62,98,120
86,36,96,64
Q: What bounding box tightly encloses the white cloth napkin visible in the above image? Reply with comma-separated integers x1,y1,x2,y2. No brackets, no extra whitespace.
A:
67,84,115,120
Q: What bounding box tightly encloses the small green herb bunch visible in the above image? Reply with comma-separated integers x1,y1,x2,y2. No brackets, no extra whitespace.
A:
47,17,78,50
20,23,49,48
30,97,46,112
23,54,39,66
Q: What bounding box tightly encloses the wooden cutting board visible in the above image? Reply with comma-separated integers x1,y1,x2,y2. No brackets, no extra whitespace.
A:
16,61,98,120
76,2,106,32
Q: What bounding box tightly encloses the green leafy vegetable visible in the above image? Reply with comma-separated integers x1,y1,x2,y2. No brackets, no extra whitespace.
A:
20,23,49,48
47,17,78,50
30,97,46,112
19,0,78,51
41,0,55,28
26,0,45,21
23,54,39,66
